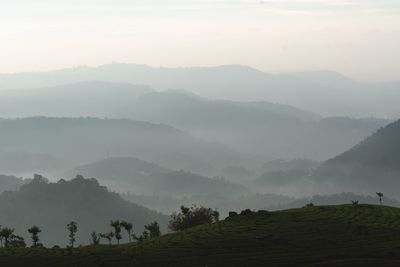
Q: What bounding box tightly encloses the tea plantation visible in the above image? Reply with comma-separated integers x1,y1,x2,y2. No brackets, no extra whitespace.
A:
2,204,400,266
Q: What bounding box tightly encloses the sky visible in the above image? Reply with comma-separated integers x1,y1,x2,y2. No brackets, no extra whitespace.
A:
0,0,399,81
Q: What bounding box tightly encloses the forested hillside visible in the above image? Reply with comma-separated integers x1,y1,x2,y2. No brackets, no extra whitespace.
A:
0,175,168,246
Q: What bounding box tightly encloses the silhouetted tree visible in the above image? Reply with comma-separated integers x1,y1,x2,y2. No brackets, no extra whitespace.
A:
100,232,114,247
28,225,42,247
111,220,122,245
0,225,2,247
67,221,78,247
145,221,161,238
90,231,101,245
0,227,14,248
376,192,383,205
120,221,133,242
169,205,219,231
351,200,359,205
9,234,26,248
141,230,149,240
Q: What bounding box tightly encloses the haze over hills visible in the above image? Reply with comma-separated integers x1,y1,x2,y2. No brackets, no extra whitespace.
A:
328,119,400,170
0,81,152,118
67,156,260,215
0,175,168,246
312,119,400,196
127,91,389,160
0,175,26,193
0,117,243,177
67,157,250,197
251,119,400,198
0,64,399,117
2,0,400,264
0,82,390,163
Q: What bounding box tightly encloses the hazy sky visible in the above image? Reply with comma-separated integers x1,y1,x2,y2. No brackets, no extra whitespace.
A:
1,0,399,81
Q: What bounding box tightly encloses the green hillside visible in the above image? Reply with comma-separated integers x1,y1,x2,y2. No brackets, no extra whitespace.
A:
2,204,400,266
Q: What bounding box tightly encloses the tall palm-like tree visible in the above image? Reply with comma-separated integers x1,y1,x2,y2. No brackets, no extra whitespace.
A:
120,221,133,242
90,231,101,245
376,192,383,205
111,220,122,245
100,232,114,247
28,225,42,247
67,221,78,247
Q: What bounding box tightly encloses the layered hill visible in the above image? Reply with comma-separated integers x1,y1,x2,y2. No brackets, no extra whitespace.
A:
2,205,400,266
314,119,400,196
328,119,400,170
68,156,253,215
0,117,241,176
1,64,399,117
0,175,168,246
0,82,389,162
68,157,250,197
0,81,152,118
129,91,389,160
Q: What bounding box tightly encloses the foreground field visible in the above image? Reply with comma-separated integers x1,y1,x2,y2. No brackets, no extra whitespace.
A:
2,204,400,266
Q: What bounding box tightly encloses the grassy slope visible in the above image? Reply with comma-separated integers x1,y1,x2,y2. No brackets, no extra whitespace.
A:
2,204,400,267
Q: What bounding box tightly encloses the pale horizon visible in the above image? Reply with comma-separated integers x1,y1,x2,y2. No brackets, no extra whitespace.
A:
0,62,399,84
1,0,399,82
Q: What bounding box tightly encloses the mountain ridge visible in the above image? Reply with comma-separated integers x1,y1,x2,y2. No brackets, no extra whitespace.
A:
0,63,398,117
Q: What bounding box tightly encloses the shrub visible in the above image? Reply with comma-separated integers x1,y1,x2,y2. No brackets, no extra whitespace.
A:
169,205,219,231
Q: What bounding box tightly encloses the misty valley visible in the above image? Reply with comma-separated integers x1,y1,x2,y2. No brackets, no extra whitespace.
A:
2,0,400,264
0,64,399,266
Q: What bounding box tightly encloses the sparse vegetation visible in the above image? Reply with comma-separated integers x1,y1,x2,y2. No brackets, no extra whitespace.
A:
169,205,219,231
1,205,400,266
304,202,314,208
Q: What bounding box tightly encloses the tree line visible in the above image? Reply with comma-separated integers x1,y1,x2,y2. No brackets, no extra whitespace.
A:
0,204,219,249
